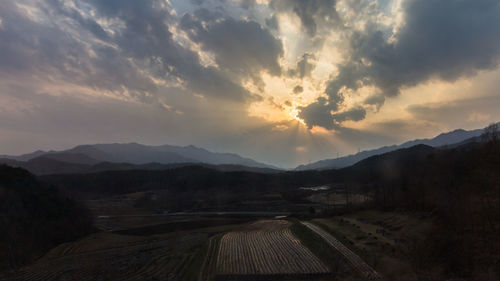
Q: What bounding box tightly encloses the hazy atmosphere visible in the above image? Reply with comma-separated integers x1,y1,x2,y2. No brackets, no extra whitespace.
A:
1,0,500,167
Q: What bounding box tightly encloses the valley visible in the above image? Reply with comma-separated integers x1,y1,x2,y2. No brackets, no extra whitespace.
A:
1,131,499,280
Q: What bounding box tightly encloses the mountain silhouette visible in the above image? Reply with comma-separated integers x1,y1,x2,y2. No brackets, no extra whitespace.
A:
0,143,276,170
295,124,491,170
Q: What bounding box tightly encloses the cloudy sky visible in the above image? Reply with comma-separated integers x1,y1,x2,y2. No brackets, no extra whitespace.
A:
1,0,500,168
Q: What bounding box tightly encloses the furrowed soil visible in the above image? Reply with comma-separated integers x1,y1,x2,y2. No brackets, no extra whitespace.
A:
213,220,331,281
0,219,251,281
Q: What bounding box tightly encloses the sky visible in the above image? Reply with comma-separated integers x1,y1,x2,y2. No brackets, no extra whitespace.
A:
1,0,500,168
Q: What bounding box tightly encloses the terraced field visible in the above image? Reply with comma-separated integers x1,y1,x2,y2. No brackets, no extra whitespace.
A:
301,221,382,280
312,211,430,280
0,231,209,281
214,220,330,279
1,218,382,281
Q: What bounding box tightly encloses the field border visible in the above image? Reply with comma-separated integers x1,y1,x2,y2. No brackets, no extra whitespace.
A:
312,219,382,270
198,234,223,281
288,219,351,278
301,221,382,280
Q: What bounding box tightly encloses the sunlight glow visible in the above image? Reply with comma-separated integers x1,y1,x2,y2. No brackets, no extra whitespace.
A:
289,107,305,125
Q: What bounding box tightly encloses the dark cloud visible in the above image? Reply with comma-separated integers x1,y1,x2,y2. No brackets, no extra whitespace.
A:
363,0,500,90
270,0,340,36
298,97,335,129
288,53,315,78
299,0,500,129
90,0,255,101
180,12,283,77
240,0,256,10
265,14,279,31
332,106,366,122
191,0,205,5
298,84,345,129
43,0,109,40
364,94,385,110
0,1,162,101
293,85,304,94
0,0,256,103
298,98,366,130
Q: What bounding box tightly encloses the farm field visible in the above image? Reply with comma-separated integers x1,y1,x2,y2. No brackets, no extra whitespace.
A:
0,217,252,281
1,213,392,281
213,220,331,280
1,232,205,281
301,222,381,280
313,210,432,280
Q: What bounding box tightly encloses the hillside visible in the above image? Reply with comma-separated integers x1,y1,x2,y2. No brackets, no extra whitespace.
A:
296,125,487,170
0,165,93,271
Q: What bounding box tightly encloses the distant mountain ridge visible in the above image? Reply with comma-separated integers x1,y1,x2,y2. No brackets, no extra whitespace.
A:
0,124,495,173
295,124,494,171
0,157,282,176
0,143,277,171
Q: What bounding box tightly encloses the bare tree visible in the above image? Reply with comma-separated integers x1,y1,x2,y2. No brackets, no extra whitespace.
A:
481,123,499,143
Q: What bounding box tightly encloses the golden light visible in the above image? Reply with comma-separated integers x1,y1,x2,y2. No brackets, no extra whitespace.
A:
289,106,306,125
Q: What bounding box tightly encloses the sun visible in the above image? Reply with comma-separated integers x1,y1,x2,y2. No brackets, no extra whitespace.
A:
289,106,306,125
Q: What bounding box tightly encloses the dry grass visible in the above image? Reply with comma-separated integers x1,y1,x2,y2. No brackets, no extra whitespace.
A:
313,210,432,281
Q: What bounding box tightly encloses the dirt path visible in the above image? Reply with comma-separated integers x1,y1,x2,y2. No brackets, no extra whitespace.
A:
301,221,382,280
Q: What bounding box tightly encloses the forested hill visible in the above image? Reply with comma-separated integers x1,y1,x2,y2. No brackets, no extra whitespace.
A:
0,165,93,271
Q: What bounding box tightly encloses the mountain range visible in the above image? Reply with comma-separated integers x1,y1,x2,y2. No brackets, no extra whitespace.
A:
0,143,278,175
0,123,495,175
295,124,493,170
